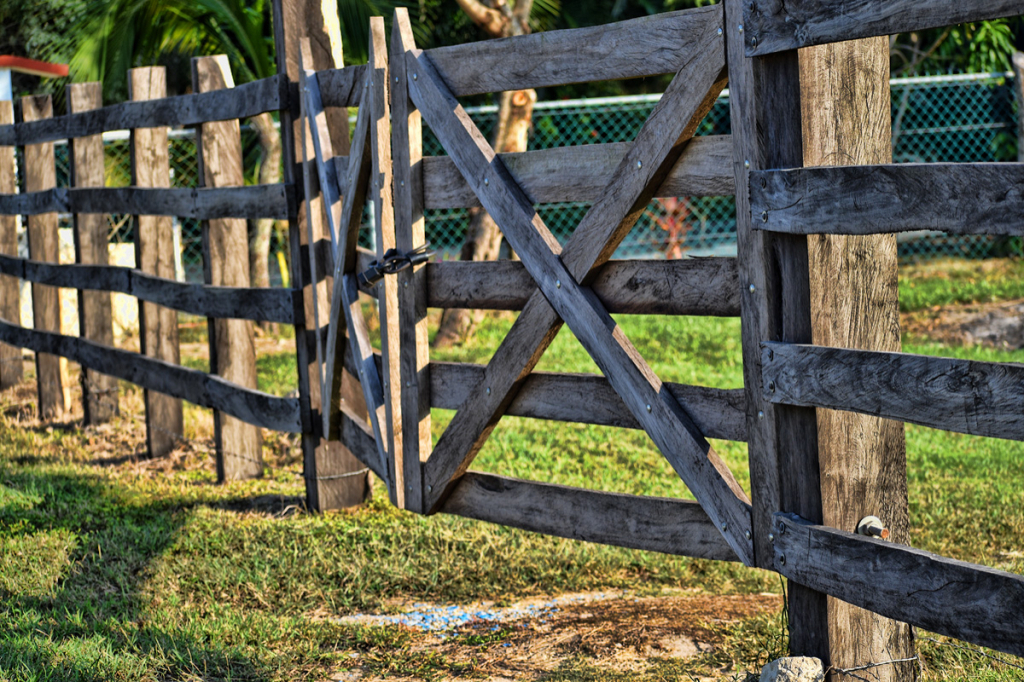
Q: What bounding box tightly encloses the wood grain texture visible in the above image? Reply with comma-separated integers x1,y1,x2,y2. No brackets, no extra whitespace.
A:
391,8,430,513
0,75,287,147
0,318,301,432
317,65,367,108
0,254,293,322
408,20,757,565
753,163,1024,236
431,362,747,442
423,136,734,209
194,55,263,481
799,38,914,679
426,258,740,316
743,0,1024,56
443,473,738,562
68,82,118,424
426,6,722,96
753,163,1024,237
763,341,1024,441
0,100,23,389
722,0,829,657
0,185,292,219
369,17,404,508
773,512,1024,658
22,94,69,421
130,67,183,459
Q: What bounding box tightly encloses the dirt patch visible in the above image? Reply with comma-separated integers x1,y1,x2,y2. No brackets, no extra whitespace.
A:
904,298,1024,349
331,591,783,681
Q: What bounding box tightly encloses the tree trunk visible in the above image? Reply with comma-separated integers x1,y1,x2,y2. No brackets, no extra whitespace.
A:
434,0,536,348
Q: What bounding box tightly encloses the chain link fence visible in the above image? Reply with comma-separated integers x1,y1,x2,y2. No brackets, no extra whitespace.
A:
29,71,1024,286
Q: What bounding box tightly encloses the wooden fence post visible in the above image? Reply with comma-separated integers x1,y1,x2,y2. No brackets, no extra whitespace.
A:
129,67,183,458
391,8,430,513
273,0,371,510
723,1,830,662
192,55,264,480
0,100,22,389
21,94,69,420
799,40,916,680
68,82,119,424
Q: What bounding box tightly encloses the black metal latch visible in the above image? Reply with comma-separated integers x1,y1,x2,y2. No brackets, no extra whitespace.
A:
357,243,435,288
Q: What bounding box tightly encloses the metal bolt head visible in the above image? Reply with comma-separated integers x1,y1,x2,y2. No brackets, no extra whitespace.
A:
646,404,652,413
778,553,786,566
404,281,408,288
412,73,418,80
748,283,755,293
483,177,489,186
400,180,405,187
744,530,751,540
636,160,642,169
768,380,776,392
395,76,399,83
721,523,728,531
738,24,744,32
744,159,750,169
717,27,723,35
767,348,774,361
761,177,767,189
555,280,561,289
406,381,412,387
758,410,765,420
427,484,432,491
761,210,769,223
751,36,758,48
486,387,492,395
768,532,775,542
778,523,786,535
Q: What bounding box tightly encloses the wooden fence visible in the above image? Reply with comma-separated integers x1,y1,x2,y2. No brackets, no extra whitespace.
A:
1,0,1022,674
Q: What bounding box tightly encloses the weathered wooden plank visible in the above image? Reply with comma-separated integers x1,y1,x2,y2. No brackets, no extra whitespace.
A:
130,66,183,459
194,55,263,481
68,82,118,424
0,318,301,432
723,0,829,658
443,473,738,562
0,100,23,389
426,258,740,316
431,362,747,442
22,94,68,421
369,17,405,509
763,341,1024,441
773,512,1024,658
0,74,288,147
753,164,1024,237
426,6,722,96
292,32,373,511
423,136,734,209
391,8,430,514
799,38,914,677
0,254,293,323
408,22,757,565
317,64,367,108
743,0,1024,56
0,185,292,220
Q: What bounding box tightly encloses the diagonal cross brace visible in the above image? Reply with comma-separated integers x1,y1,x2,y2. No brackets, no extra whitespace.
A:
301,64,392,494
406,6,755,565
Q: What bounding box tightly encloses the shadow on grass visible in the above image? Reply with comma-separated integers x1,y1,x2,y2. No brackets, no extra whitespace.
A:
0,467,281,681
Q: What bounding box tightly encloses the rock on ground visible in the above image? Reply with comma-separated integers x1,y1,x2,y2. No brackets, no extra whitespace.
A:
760,656,824,682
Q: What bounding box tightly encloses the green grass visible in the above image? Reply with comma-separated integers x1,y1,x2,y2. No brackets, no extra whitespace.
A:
0,261,1023,680
899,258,1024,311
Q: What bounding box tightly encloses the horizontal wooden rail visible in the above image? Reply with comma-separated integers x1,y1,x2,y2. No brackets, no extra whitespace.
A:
743,0,1024,56
0,254,296,324
424,258,741,317
317,65,367,108
773,513,1024,658
750,164,1024,237
423,136,734,208
443,473,739,562
0,318,302,433
0,185,293,220
338,406,737,560
0,74,288,147
762,342,1024,441
424,5,722,96
432,362,748,442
